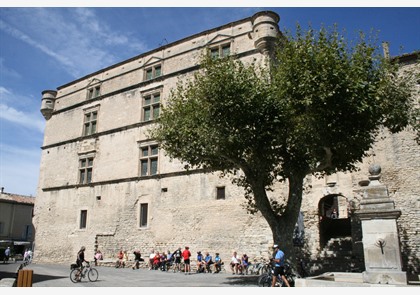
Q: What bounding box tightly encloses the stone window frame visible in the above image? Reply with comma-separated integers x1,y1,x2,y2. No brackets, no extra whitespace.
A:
138,141,159,176
144,63,162,81
78,152,95,184
216,186,226,200
139,203,149,228
79,209,88,229
82,105,100,136
87,85,101,100
209,42,231,59
141,89,161,122
86,79,102,100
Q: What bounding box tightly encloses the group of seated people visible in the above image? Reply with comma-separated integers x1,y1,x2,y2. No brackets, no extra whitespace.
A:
229,251,250,275
148,250,175,271
189,250,249,274
114,249,145,269
146,249,224,273
196,251,222,273
114,248,250,274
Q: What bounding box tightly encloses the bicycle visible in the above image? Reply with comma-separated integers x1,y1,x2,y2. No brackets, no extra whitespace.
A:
257,263,298,287
22,257,32,267
248,261,271,275
70,263,99,283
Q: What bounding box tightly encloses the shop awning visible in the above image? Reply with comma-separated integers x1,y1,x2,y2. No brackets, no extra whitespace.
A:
13,241,31,245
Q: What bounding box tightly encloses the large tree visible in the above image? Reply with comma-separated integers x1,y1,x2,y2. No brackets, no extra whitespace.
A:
149,25,417,263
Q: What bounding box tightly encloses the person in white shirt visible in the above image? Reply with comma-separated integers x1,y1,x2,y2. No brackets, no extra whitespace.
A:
148,249,155,270
230,251,241,274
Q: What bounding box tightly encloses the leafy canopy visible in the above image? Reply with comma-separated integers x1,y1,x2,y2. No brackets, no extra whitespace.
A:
270,25,416,178
149,24,416,210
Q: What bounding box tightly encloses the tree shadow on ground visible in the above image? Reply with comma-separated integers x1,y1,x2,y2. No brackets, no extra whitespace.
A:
0,269,67,284
0,270,17,280
220,274,259,286
32,273,67,283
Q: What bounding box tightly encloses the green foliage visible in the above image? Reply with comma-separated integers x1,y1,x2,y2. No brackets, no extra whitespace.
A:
149,24,416,218
270,25,416,176
151,55,284,189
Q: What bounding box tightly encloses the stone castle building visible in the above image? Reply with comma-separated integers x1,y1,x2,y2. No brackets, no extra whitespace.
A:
33,11,419,279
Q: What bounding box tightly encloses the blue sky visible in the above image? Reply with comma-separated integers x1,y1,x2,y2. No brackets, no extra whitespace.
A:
0,4,419,196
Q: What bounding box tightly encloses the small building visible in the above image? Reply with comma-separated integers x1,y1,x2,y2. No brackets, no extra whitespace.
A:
0,187,35,260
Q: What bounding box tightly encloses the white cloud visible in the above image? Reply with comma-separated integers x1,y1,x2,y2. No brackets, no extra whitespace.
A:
0,86,12,96
0,104,45,133
73,8,134,47
0,142,41,159
0,86,44,132
0,8,147,79
0,58,21,80
0,19,75,69
0,143,41,196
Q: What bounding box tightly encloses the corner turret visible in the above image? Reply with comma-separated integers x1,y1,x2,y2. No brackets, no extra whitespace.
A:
250,11,280,56
40,90,57,120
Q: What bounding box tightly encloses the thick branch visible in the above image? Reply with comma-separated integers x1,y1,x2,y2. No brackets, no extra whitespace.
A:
311,146,333,172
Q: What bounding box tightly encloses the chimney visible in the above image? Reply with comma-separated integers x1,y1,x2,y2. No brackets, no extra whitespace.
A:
382,42,390,60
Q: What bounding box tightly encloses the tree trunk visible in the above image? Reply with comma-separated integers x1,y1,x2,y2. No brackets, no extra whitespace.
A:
251,172,305,266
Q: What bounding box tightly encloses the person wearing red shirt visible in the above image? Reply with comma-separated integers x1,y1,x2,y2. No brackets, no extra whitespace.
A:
153,251,161,270
182,246,191,274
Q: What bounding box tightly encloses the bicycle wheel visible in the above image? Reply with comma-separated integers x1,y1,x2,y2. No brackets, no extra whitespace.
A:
70,269,80,283
88,268,99,282
260,265,269,274
257,273,271,287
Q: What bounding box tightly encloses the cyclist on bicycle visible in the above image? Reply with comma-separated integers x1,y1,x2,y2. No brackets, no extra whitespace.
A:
75,246,89,281
271,244,290,287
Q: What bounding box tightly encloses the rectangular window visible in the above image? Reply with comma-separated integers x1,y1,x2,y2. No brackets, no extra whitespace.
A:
24,225,32,239
211,48,219,59
140,145,159,176
83,110,97,136
144,64,162,81
140,203,148,227
0,222,3,234
210,43,231,58
222,44,230,57
216,187,226,200
143,92,160,121
79,157,93,184
80,210,87,229
87,86,101,99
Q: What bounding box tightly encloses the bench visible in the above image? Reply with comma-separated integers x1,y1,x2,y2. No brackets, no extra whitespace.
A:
96,259,148,269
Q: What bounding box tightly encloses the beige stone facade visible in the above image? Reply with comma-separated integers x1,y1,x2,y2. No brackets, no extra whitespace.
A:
33,11,419,278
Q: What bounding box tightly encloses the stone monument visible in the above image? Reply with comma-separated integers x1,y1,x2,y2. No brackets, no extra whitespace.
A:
355,164,407,285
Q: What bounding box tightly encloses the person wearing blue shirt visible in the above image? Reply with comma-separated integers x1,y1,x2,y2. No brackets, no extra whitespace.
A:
214,253,223,273
204,252,213,273
196,251,205,273
271,244,290,287
4,247,11,263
